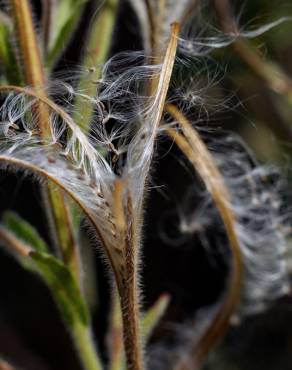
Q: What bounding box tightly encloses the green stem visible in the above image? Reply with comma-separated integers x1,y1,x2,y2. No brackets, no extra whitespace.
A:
74,0,119,132
108,293,124,370
72,322,103,370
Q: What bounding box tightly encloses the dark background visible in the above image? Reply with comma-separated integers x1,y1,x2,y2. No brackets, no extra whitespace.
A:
1,1,292,369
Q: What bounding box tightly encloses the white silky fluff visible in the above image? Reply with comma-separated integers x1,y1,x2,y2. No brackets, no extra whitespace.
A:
177,131,290,319
179,16,292,56
129,0,292,57
0,1,290,326
0,46,171,259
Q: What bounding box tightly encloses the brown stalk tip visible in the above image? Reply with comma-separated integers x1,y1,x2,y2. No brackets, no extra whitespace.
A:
113,178,127,233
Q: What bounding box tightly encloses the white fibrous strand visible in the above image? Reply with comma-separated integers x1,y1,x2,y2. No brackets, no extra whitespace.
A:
129,0,292,57
178,15,292,56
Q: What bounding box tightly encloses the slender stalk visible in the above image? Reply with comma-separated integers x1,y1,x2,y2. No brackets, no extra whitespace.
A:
113,179,144,370
119,236,143,370
165,104,242,368
72,322,103,370
119,276,143,370
74,0,119,132
108,293,124,370
109,24,179,370
9,0,81,284
49,190,81,279
10,0,45,87
41,0,55,56
10,0,50,137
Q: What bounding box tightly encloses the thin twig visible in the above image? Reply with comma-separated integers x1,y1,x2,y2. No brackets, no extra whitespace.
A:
165,104,242,368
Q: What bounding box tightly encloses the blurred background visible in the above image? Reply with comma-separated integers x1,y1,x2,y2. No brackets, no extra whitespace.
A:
1,0,292,369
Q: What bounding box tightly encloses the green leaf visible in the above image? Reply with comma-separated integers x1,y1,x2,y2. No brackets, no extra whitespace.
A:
3,212,48,253
30,250,89,327
142,294,170,340
0,218,89,329
0,20,10,65
47,0,89,67
0,12,21,84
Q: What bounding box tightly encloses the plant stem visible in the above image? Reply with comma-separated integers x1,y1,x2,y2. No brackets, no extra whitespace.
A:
119,265,143,370
165,105,242,368
10,0,81,285
108,293,124,370
110,24,179,370
74,0,119,132
112,180,144,370
72,321,103,370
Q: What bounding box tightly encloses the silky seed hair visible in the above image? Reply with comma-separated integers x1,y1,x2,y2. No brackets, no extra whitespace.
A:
0,16,289,311
0,8,291,364
176,130,290,317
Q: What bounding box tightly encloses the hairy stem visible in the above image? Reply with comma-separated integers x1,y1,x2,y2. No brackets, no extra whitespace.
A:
110,24,179,370
10,0,49,137
119,275,143,370
118,230,143,370
113,180,144,370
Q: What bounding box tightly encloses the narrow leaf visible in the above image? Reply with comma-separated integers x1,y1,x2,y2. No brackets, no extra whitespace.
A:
0,222,87,328
142,294,170,340
3,212,48,253
47,0,89,66
0,11,21,84
29,250,89,327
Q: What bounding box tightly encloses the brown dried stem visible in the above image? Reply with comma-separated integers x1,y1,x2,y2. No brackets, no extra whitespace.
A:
165,104,242,368
112,178,144,370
